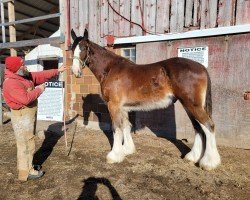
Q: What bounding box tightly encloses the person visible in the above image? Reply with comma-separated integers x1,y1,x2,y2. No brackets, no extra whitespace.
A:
2,56,66,182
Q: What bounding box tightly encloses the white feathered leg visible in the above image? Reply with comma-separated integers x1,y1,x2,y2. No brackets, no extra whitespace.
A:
199,123,221,170
106,127,125,163
106,103,126,163
122,117,136,155
184,132,204,163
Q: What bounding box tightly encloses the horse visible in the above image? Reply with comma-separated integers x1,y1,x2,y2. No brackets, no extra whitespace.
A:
70,29,221,170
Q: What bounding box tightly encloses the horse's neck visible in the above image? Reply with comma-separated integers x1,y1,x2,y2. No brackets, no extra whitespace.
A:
88,42,118,82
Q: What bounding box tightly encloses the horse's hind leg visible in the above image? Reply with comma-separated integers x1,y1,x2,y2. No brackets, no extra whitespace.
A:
184,113,205,163
106,102,125,163
184,105,221,170
122,111,136,155
199,120,221,170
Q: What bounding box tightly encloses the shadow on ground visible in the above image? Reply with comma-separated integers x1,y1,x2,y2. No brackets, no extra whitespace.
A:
33,115,78,166
78,177,122,200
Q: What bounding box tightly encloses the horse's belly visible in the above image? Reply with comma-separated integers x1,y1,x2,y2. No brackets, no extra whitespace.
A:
123,93,174,112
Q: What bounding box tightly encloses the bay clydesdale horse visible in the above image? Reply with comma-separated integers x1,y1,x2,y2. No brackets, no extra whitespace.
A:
70,29,221,170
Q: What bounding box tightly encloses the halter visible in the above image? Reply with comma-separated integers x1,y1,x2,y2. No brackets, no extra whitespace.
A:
73,45,90,69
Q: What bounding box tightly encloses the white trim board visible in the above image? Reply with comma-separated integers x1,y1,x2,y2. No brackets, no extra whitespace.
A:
114,25,250,45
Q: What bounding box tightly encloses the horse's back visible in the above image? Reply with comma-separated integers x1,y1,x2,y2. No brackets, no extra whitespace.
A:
117,57,207,76
162,57,208,84
127,57,209,92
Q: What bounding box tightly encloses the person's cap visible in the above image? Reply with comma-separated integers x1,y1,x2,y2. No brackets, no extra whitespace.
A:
5,56,24,73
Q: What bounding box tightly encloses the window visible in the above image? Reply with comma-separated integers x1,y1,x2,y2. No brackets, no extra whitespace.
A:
121,47,136,63
38,57,59,70
38,57,59,81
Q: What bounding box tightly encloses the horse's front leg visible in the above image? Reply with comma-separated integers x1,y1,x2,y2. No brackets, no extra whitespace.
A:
106,102,125,163
122,111,136,155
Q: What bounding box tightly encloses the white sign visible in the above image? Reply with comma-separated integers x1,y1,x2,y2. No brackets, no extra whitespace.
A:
178,46,208,68
37,81,64,122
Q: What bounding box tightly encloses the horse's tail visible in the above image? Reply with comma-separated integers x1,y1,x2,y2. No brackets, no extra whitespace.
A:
205,72,212,118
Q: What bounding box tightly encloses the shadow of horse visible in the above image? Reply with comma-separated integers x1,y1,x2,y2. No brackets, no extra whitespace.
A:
82,94,113,147
33,115,78,166
78,177,122,200
82,94,190,158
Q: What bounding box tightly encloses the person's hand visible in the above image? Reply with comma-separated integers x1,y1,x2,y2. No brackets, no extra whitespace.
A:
58,65,67,73
37,84,46,92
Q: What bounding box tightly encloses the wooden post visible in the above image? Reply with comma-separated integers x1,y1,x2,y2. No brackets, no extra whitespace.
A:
62,46,72,120
1,2,6,43
8,0,17,56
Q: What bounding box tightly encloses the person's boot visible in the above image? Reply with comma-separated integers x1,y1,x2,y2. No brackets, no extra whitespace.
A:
27,170,45,180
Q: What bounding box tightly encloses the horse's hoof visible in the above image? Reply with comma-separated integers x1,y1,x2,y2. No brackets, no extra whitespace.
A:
106,151,125,164
123,146,136,156
184,151,200,163
199,153,221,170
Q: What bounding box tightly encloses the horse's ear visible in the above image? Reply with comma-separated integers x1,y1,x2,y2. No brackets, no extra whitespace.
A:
71,29,77,41
83,29,88,40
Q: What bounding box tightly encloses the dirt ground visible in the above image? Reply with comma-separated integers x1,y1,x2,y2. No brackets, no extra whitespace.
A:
0,120,249,200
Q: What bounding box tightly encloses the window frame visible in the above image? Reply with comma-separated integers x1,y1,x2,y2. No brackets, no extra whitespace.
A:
121,47,136,63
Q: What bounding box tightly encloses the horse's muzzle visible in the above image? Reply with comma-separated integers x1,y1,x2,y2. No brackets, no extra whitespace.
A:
76,71,83,78
70,66,83,78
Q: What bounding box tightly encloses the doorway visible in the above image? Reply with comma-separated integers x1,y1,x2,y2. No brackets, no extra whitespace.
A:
38,57,59,81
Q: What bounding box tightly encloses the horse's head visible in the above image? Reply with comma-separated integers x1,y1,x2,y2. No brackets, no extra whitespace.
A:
71,29,90,78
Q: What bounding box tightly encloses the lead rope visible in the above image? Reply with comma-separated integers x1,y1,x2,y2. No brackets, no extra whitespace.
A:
61,69,68,149
63,98,68,149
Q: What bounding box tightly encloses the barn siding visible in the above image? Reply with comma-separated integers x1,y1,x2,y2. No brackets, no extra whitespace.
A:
69,0,250,44
185,0,194,28
119,0,131,36
101,0,109,46
88,0,101,44
192,0,200,27
131,0,144,36
236,0,250,25
218,0,235,27
70,0,80,35
208,0,218,28
144,0,157,33
79,0,89,35
156,0,170,33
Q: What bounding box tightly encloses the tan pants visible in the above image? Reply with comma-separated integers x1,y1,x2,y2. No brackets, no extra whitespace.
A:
11,105,38,181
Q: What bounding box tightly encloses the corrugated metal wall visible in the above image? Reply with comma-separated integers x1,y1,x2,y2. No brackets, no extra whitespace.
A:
69,0,250,45
136,33,250,148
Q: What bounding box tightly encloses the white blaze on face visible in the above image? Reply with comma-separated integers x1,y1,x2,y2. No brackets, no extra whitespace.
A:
72,44,82,77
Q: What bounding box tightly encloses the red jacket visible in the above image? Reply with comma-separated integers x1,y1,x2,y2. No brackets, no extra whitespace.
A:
3,69,59,110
